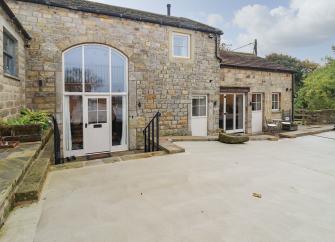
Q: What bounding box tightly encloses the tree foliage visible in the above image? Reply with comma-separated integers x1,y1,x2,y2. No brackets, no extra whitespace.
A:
296,60,335,110
265,53,319,90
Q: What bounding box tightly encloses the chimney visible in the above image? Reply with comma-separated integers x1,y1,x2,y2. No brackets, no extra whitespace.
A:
167,4,171,16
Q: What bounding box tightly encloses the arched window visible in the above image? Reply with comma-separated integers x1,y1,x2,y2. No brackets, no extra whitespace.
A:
64,44,127,93
63,44,128,156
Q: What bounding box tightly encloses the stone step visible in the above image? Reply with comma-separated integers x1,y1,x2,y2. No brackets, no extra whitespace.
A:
14,137,53,206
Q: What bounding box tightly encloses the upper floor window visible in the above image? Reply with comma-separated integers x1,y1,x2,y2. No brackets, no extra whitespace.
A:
272,93,281,111
3,29,18,77
172,32,190,58
64,44,127,93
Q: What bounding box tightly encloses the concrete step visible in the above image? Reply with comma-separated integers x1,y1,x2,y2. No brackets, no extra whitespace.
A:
14,137,53,206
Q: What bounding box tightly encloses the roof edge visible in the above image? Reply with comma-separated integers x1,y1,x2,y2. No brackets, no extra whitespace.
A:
16,0,223,35
0,0,31,40
220,63,296,74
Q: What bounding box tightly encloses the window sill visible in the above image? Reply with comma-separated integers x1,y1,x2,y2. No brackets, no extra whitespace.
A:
272,110,281,113
4,73,20,81
173,55,190,59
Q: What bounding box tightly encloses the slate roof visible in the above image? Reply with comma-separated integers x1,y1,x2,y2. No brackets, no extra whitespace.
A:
220,51,295,73
17,0,223,35
0,0,31,40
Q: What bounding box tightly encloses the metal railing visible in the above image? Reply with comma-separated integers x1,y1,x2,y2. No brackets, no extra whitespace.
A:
143,112,161,152
52,116,62,165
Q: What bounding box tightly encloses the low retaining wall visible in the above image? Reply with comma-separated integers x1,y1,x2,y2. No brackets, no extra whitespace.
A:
295,109,335,125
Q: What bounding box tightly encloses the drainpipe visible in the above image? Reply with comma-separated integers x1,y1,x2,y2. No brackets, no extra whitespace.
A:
292,73,295,122
215,34,223,63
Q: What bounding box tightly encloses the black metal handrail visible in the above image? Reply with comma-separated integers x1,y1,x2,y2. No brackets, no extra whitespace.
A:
52,116,62,165
143,112,161,152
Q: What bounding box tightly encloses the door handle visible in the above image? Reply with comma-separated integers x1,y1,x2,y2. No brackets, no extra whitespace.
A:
85,123,88,128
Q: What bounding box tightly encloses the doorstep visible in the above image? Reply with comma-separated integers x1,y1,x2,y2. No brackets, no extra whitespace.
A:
51,150,167,171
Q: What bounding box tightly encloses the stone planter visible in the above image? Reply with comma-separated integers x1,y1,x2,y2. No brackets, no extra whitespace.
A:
0,124,42,142
219,133,249,144
282,123,298,131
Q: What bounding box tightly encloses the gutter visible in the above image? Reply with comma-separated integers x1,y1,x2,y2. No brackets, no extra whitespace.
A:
0,0,31,41
220,63,295,74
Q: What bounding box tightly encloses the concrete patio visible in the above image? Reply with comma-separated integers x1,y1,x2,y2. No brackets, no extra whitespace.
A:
1,132,335,242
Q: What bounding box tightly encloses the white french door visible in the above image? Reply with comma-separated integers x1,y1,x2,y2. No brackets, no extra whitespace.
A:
221,93,245,133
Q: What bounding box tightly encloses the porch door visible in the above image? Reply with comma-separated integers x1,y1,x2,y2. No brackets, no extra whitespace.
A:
222,94,245,133
191,95,208,136
252,93,263,134
84,96,110,154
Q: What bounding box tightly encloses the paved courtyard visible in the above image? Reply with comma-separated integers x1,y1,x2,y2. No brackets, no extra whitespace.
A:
1,132,335,242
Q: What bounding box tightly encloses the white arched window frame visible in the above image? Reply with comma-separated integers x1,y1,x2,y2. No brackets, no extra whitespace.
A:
62,44,128,157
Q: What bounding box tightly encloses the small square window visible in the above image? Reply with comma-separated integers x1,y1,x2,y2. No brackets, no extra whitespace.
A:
3,29,18,77
172,33,190,58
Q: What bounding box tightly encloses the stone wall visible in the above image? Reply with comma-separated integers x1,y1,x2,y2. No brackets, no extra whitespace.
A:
220,67,293,133
0,7,26,120
296,109,335,125
6,0,220,151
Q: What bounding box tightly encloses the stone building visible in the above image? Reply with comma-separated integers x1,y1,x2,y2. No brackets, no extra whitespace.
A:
1,0,294,159
0,0,30,119
220,51,294,134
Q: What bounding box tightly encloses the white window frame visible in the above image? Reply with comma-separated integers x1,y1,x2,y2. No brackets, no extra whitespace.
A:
192,95,207,118
172,32,191,59
252,93,262,111
3,28,18,77
272,92,281,111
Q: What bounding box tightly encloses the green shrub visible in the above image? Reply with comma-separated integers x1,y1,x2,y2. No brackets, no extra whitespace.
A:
2,109,51,130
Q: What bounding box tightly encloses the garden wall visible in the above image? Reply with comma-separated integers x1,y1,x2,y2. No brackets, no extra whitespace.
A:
296,109,335,125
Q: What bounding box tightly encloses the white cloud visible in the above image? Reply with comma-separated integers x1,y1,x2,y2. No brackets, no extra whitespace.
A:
233,0,335,55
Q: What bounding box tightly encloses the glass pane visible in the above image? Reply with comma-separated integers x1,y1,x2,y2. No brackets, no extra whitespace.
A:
199,96,206,106
64,47,82,92
88,99,97,112
199,106,206,116
219,95,224,129
252,102,257,111
98,111,107,123
225,94,234,131
236,95,244,130
69,96,83,150
257,94,262,102
4,34,15,56
192,106,199,117
98,98,107,111
173,34,189,57
252,94,256,103
88,111,97,124
112,96,125,146
85,45,110,92
111,51,126,92
256,103,262,111
192,98,199,107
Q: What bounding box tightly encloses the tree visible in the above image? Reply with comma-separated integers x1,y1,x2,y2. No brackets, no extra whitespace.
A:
265,53,319,91
295,60,335,110
324,45,335,64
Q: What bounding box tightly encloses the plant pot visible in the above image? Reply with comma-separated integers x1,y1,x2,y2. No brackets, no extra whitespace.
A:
219,133,249,144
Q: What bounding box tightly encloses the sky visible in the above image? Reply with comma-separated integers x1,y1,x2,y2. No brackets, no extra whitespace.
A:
92,0,335,63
